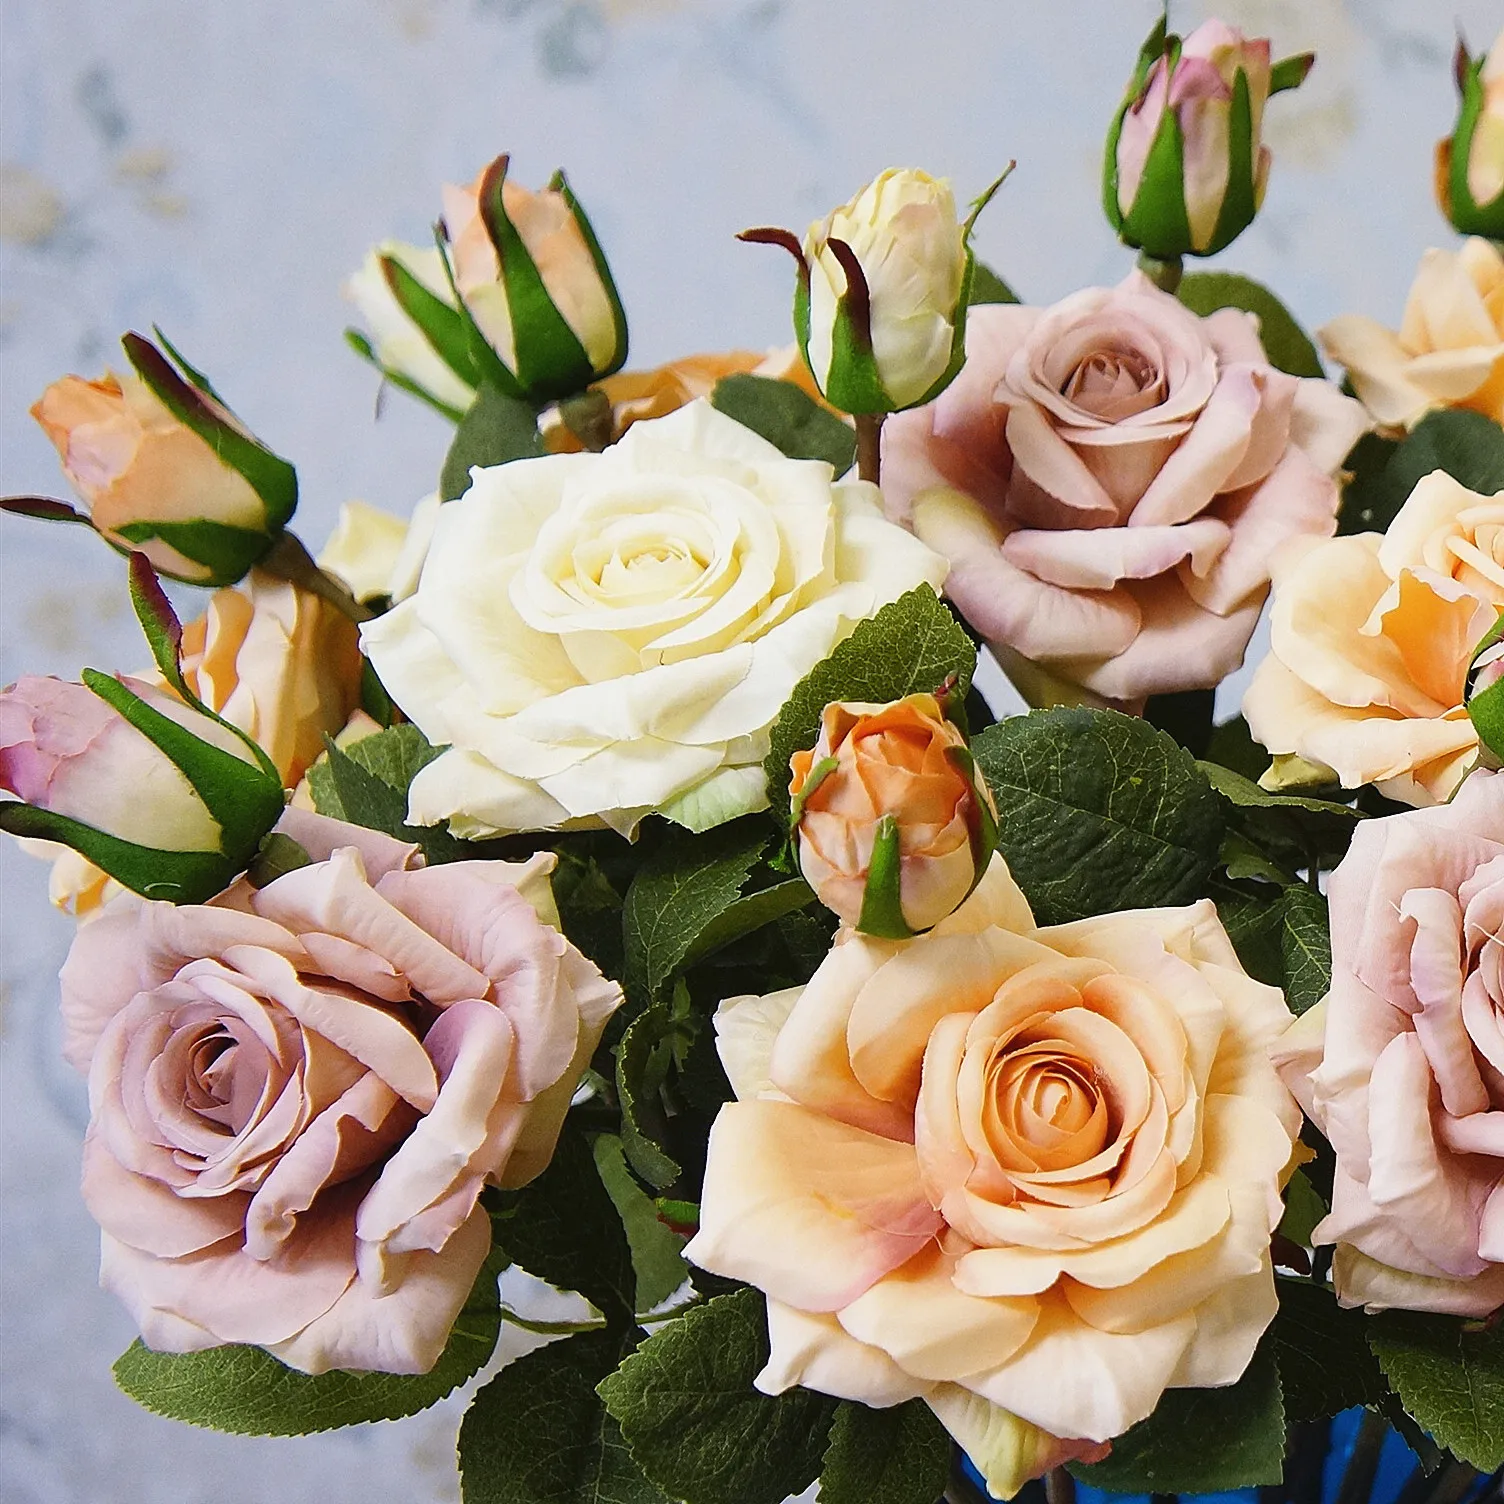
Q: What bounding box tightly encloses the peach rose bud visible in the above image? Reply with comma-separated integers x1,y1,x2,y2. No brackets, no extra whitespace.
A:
1437,28,1504,240
26,332,298,587
1107,16,1312,259
788,691,996,936
441,154,627,402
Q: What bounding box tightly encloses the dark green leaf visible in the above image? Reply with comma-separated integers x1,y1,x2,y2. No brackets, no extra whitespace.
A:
1144,688,1215,758
1177,272,1324,378
710,374,856,474
763,586,975,825
598,1288,839,1504
1369,1311,1504,1472
593,1134,689,1313
489,1124,636,1328
1212,879,1288,989
681,878,814,970
1335,431,1403,536
1197,759,1363,874
819,1399,951,1504
1206,713,1272,782
1070,1338,1285,1493
113,1252,501,1435
971,708,1225,925
459,1330,668,1504
1281,884,1332,1015
614,1005,683,1190
551,845,626,983
1277,1167,1327,1250
440,382,546,502
1271,1277,1387,1423
968,261,1020,305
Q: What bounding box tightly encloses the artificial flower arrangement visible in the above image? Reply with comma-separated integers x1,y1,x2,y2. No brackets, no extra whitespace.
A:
3,13,1504,1504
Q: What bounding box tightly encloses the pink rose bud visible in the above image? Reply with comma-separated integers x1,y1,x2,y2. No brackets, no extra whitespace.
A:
1436,28,1504,239
1107,17,1312,259
788,692,996,936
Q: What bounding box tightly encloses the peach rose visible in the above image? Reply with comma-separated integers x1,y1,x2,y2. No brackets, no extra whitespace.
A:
686,856,1300,1492
1271,770,1504,1317
1243,470,1502,807
790,694,993,934
882,272,1368,704
59,808,622,1373
1320,240,1504,431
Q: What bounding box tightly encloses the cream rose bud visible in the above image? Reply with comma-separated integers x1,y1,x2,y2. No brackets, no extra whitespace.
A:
58,808,623,1373
30,333,298,587
687,856,1301,1475
800,169,970,413
1436,29,1504,240
441,154,627,402
0,673,284,904
344,241,480,418
1244,470,1504,807
789,694,995,936
1108,18,1311,259
361,400,947,839
1320,240,1504,431
1270,771,1504,1317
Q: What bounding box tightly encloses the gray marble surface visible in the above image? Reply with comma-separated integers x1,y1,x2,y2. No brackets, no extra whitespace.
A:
0,0,1496,1497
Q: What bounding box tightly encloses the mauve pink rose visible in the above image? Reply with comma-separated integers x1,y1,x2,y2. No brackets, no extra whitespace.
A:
60,807,622,1373
1271,770,1504,1316
882,272,1369,703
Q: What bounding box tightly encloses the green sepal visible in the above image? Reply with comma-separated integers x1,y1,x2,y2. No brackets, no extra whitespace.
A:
854,814,915,939
245,831,313,888
429,221,528,401
1119,74,1197,259
343,329,468,423
478,156,598,401
1202,66,1259,256
379,253,483,391
1268,52,1315,96
1104,18,1176,239
0,494,94,527
121,332,298,538
1446,46,1504,239
0,801,237,904
112,517,276,588
945,742,1000,901
81,670,284,869
151,324,227,404
822,296,896,416
1468,612,1504,763
788,754,840,832
551,168,629,378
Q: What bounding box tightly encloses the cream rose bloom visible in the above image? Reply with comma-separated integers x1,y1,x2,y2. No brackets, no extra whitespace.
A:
362,401,946,838
686,856,1301,1480
1244,470,1502,807
1320,239,1504,430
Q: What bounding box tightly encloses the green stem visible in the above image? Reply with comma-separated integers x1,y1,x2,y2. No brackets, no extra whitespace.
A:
1136,250,1184,294
499,1308,606,1336
854,411,885,485
259,530,373,623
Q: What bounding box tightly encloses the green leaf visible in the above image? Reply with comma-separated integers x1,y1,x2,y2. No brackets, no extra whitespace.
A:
1197,758,1362,874
593,1133,689,1313
1339,409,1504,538
970,708,1225,926
1206,713,1270,781
819,1399,951,1504
1070,1338,1285,1493
440,381,546,502
710,373,856,474
598,1288,839,1504
614,1005,683,1191
1334,430,1403,536
968,261,1019,305
680,878,815,971
1212,879,1288,989
1277,1168,1327,1250
763,585,976,825
1281,884,1332,1015
489,1124,636,1328
459,1330,668,1504
1177,272,1324,379
113,1252,501,1435
1271,1277,1387,1423
1369,1311,1504,1472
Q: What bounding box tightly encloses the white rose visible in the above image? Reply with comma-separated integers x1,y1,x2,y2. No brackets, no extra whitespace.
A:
362,401,947,837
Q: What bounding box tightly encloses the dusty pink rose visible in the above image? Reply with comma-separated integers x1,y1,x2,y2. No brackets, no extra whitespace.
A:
60,808,622,1373
1271,770,1504,1316
882,272,1369,704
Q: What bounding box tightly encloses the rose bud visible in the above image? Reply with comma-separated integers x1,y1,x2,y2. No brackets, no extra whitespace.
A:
440,154,627,403
1106,17,1313,260
0,672,285,904
1436,28,1504,240
344,240,482,419
788,692,996,937
29,333,298,587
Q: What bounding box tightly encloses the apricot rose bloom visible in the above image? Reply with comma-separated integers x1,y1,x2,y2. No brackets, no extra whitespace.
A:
61,808,621,1373
687,856,1300,1487
1243,470,1502,807
1271,771,1504,1317
1320,239,1504,431
882,272,1368,704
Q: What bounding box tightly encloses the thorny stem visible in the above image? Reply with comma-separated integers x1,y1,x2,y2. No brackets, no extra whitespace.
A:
855,411,885,486
260,530,373,623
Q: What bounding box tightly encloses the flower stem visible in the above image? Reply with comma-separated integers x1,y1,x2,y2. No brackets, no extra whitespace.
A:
1333,1411,1390,1504
1136,251,1184,295
1044,1467,1077,1504
499,1307,606,1336
943,1447,993,1504
854,412,885,485
260,531,373,623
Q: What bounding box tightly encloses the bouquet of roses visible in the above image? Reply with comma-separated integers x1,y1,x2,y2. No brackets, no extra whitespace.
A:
4,13,1503,1503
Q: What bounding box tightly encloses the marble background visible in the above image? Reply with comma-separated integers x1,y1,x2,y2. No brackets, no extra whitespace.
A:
0,0,1496,1497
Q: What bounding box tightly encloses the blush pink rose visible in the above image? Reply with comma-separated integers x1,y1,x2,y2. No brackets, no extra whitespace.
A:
882,272,1369,703
1271,770,1504,1316
59,807,622,1373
